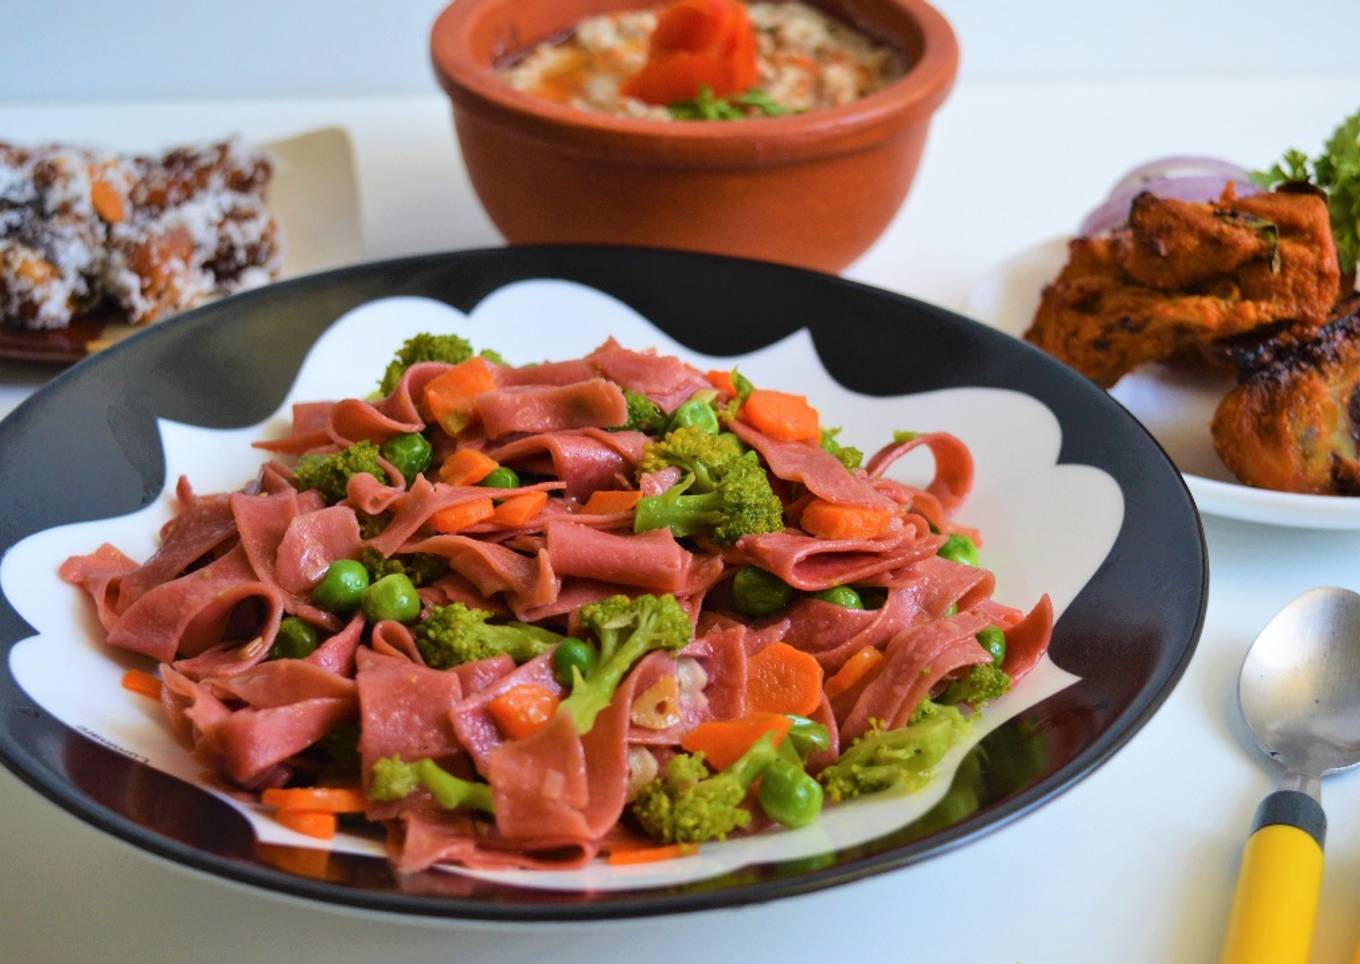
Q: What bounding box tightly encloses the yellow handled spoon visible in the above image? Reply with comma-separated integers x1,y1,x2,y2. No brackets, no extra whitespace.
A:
1221,587,1360,964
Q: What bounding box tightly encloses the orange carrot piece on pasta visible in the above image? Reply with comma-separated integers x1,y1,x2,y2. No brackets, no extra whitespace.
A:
261,787,367,814
490,491,548,526
121,669,162,701
274,810,337,840
440,448,498,486
799,500,893,541
582,490,643,515
824,646,885,699
740,389,820,442
680,713,792,771
429,498,495,533
607,842,698,865
746,642,824,716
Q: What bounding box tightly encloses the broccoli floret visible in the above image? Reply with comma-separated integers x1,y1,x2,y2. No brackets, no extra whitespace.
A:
818,707,972,803
617,390,668,435
322,721,360,775
413,602,563,670
357,510,392,540
639,426,745,492
633,457,783,545
939,663,1012,708
907,697,945,726
819,427,863,471
378,333,474,396
631,734,780,843
293,441,385,504
559,594,692,734
369,755,494,813
359,547,449,588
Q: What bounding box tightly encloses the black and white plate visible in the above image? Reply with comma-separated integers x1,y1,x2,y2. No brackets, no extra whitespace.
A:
0,247,1205,920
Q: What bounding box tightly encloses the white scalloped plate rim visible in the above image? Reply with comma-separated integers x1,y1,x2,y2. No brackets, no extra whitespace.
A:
2,280,1124,892
964,237,1360,530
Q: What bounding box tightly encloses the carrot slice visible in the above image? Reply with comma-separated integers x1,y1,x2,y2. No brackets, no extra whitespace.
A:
490,491,548,526
607,842,698,865
274,810,337,840
680,713,791,771
121,669,162,701
746,642,825,716
799,499,894,541
254,842,333,879
824,646,885,699
440,448,499,486
261,787,367,814
706,370,736,396
488,684,560,740
423,357,498,435
740,389,820,442
429,497,495,533
582,490,643,515
621,0,757,104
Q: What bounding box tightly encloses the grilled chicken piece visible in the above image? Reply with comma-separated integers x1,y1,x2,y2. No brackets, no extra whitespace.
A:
1212,295,1360,494
1025,188,1341,387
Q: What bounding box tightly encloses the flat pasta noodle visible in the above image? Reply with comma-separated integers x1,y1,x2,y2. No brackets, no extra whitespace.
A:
60,330,1053,873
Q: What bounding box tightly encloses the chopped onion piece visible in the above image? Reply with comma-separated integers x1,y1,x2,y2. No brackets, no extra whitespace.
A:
1108,155,1254,197
626,746,660,801
1079,175,1263,237
631,674,682,729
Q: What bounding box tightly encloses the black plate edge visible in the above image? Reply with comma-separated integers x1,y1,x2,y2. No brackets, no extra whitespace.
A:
0,243,1209,921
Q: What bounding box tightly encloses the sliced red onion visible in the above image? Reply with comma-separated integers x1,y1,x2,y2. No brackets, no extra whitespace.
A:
1078,174,1263,237
1108,155,1255,197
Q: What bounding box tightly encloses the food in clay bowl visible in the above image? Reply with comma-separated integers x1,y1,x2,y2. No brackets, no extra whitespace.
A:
430,0,959,272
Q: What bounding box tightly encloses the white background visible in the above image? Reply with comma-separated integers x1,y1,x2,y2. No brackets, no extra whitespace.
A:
2,0,1357,99
3,1,1360,962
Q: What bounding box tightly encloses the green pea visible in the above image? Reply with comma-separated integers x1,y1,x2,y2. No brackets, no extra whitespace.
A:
938,533,979,567
480,466,521,489
380,433,433,487
268,617,320,660
977,626,1006,665
757,758,824,829
361,573,422,623
784,715,831,760
552,638,598,688
732,566,793,617
667,398,720,435
312,559,370,613
812,586,864,610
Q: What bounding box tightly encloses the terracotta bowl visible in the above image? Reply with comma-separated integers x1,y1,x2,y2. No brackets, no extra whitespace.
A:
431,0,958,273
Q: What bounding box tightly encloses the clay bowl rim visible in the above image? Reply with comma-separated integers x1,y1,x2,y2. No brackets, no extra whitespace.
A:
430,0,960,164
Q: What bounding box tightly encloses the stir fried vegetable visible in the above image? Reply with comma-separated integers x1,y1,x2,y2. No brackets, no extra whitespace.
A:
414,603,563,669
294,441,385,504
559,594,692,734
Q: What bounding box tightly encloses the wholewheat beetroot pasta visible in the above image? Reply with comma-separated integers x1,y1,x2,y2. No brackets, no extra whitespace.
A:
63,332,1051,872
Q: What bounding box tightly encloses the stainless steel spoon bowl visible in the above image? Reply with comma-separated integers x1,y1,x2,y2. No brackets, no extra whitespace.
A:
1239,586,1360,795
1222,586,1360,964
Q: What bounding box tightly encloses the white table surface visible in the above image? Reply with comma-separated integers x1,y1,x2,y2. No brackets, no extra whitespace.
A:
4,77,1360,963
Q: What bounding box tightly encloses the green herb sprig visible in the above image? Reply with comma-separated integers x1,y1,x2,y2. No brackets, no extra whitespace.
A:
1253,108,1360,274
668,86,789,121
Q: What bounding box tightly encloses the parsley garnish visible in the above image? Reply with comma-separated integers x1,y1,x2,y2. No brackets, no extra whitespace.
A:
1253,108,1360,273
668,87,789,121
